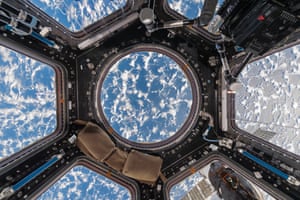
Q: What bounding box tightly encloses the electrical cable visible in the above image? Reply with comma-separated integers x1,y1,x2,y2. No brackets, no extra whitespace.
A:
202,126,219,143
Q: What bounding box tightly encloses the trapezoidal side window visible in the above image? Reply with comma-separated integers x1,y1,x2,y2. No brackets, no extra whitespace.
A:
235,44,300,155
167,0,224,19
29,0,127,32
38,165,132,200
168,160,275,200
0,45,57,160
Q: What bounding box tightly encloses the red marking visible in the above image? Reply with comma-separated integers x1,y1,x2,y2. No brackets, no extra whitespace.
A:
106,171,112,178
257,15,265,21
190,167,196,174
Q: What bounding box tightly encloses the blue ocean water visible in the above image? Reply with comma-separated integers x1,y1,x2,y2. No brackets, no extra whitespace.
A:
30,0,126,31
39,166,131,200
0,46,56,160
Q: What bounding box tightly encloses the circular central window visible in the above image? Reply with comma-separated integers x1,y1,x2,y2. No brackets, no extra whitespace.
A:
100,50,193,143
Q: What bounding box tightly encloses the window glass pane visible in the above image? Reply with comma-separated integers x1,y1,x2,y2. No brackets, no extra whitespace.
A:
170,171,203,200
167,0,224,19
235,44,300,155
29,0,127,32
0,46,56,160
100,51,193,143
170,161,275,200
38,166,131,200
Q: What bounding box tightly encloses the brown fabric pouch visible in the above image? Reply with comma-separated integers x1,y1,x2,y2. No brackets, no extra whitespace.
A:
76,122,115,162
122,150,163,185
76,122,163,185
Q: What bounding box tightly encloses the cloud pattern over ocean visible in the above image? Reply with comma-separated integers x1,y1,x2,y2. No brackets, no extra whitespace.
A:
0,46,56,160
30,0,127,31
39,166,131,200
236,44,300,155
101,51,192,143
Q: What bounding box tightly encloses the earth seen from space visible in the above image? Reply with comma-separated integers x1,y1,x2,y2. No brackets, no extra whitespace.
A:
0,0,297,199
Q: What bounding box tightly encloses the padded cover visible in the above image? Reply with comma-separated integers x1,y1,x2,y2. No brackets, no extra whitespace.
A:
122,150,163,185
76,122,163,185
76,122,115,162
104,148,128,172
